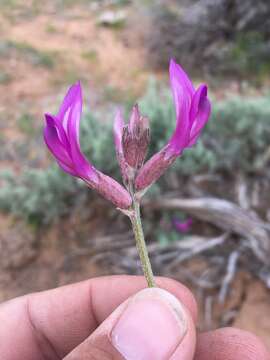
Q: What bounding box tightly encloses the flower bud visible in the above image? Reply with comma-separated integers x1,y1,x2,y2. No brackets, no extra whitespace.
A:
122,104,150,170
113,110,129,184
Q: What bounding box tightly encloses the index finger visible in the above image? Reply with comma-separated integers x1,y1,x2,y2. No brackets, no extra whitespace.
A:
0,275,197,359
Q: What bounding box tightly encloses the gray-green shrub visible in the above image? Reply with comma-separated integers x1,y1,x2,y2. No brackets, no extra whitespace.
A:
1,81,270,224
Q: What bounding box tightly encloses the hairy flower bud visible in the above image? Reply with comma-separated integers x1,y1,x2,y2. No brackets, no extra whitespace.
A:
122,104,150,170
113,110,129,184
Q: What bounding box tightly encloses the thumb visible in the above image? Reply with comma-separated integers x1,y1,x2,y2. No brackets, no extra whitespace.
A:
64,288,196,360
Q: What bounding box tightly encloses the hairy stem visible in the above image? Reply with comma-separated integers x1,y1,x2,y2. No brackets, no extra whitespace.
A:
130,199,156,287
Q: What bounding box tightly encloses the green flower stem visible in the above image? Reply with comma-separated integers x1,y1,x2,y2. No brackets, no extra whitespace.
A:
130,199,156,288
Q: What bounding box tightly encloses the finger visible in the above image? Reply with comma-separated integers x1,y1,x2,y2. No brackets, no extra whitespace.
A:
0,275,197,359
194,327,270,360
64,288,196,360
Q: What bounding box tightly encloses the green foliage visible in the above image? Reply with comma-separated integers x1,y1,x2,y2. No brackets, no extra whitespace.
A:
17,113,36,136
229,32,270,78
0,40,56,68
0,71,12,84
102,85,134,104
0,167,83,225
81,111,119,178
209,95,270,172
45,24,58,34
81,49,98,63
145,1,270,79
110,0,131,6
0,0,19,8
1,81,270,224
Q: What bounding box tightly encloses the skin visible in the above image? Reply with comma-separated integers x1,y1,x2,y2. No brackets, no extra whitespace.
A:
0,275,269,360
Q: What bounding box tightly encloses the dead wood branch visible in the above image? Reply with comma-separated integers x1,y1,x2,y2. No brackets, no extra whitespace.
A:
205,296,213,330
145,197,270,264
218,250,240,304
165,234,228,271
236,175,249,210
61,232,134,268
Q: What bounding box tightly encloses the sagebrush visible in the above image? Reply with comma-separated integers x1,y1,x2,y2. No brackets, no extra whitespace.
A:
1,81,269,224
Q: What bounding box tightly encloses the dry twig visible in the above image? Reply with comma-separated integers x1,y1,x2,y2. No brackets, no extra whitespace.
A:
218,250,240,304
145,197,270,264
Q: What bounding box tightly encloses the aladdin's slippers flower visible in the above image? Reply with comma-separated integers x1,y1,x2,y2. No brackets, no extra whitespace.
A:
44,82,132,209
44,59,211,288
135,59,211,191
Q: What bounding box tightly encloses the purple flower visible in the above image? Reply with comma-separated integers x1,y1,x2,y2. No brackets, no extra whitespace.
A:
44,82,132,209
172,218,193,233
135,59,211,191
44,59,210,209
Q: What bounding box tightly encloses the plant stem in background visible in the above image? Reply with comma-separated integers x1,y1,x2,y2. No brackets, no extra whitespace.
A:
130,200,156,288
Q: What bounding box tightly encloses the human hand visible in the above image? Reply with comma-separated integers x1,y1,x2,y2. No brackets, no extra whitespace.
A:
0,276,269,359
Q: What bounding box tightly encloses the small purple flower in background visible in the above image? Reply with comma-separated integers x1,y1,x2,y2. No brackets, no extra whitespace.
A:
135,59,211,191
172,218,193,233
43,82,132,210
44,59,211,288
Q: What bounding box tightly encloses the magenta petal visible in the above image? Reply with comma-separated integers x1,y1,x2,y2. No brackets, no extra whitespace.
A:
57,82,81,124
167,59,197,156
71,139,97,182
169,59,194,119
113,109,124,154
66,101,98,183
56,160,78,176
166,96,191,156
189,84,208,122
44,115,73,168
57,83,97,183
60,83,94,181
45,113,69,149
58,82,81,139
66,82,82,143
189,85,211,146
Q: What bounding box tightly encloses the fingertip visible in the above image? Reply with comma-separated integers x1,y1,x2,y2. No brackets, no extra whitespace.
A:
66,287,196,360
195,327,270,360
156,277,198,323
0,275,198,359
90,275,198,324
112,288,192,359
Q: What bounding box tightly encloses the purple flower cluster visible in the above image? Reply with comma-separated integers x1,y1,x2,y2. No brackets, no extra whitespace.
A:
44,59,211,209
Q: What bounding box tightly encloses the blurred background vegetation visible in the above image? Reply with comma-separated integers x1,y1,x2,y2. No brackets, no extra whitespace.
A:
0,0,270,346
